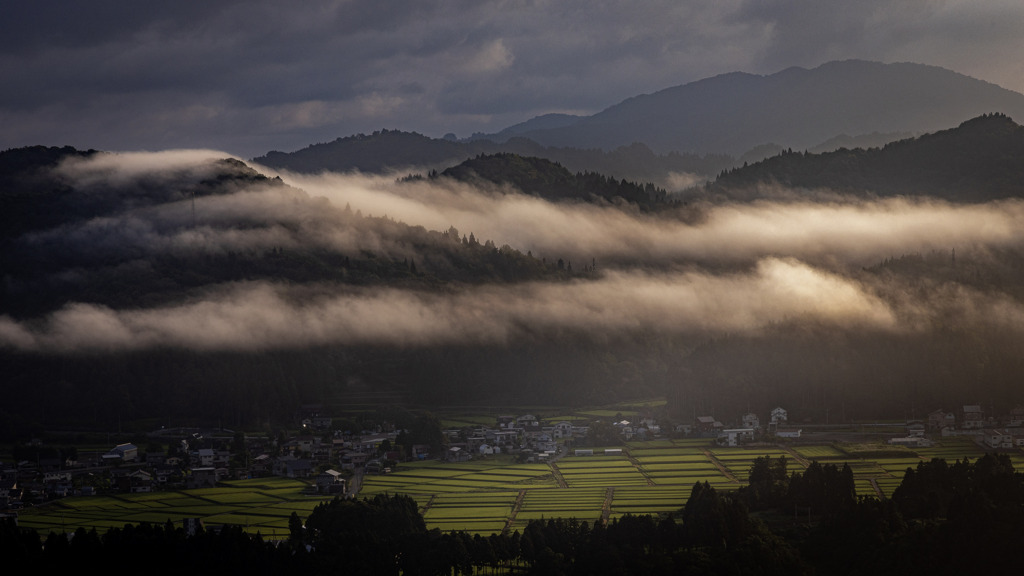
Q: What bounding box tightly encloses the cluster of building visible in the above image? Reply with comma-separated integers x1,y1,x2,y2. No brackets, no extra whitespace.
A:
692,407,802,446
920,405,1024,449
442,415,592,462
0,427,353,511
10,402,1024,512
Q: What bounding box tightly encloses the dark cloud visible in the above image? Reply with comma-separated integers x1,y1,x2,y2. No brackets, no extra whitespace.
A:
2,1,1022,156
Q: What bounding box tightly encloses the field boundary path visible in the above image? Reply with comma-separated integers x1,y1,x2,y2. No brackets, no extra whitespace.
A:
549,462,568,488
869,478,884,499
779,445,812,467
504,490,527,534
625,451,656,486
702,449,739,483
419,495,436,517
601,487,614,525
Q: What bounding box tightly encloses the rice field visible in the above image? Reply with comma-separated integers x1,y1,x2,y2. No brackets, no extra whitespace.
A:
15,437,1002,537
15,477,323,538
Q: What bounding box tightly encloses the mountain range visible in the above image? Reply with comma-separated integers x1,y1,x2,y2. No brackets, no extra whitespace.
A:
7,60,1024,434
256,60,1024,185
477,60,1024,155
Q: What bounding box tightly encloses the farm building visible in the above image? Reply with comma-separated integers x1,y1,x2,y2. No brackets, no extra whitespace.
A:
718,428,755,446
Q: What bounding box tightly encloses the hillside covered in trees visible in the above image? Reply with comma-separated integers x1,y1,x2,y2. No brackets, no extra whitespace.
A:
707,113,1024,201
426,153,672,211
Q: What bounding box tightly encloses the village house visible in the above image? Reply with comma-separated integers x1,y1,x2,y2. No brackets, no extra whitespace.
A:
552,421,574,439
718,428,755,446
516,415,541,430
614,420,637,440
982,429,1024,449
695,416,722,437
770,407,788,425
928,409,956,431
274,457,313,478
742,413,761,431
0,479,18,508
126,469,153,493
153,463,183,485
446,446,471,462
188,467,220,489
1006,406,1024,427
889,436,932,448
291,435,318,454
315,469,346,494
962,405,985,430
905,422,926,437
338,451,368,470
106,443,138,463
192,448,215,467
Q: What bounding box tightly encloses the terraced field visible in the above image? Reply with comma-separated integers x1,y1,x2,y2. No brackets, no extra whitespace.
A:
15,477,321,538
16,437,1004,536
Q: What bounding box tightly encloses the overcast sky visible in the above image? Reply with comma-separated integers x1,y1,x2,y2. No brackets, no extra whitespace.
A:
4,0,1024,158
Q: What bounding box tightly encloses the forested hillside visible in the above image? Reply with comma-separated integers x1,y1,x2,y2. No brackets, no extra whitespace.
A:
708,113,1024,201
429,153,672,211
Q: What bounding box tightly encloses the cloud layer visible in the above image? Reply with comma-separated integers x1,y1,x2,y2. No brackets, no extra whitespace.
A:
5,151,1024,354
3,1,1024,156
0,260,899,353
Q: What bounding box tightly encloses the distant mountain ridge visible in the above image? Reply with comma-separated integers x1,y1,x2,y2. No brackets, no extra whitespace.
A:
429,153,670,211
255,61,1024,184
254,130,732,186
482,60,1024,155
707,113,1024,202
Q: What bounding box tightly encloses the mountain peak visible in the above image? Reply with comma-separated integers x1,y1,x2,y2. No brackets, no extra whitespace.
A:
491,61,1024,156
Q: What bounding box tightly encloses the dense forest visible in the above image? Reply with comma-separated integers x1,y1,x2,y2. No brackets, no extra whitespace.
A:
5,454,1022,574
428,153,673,211
707,113,1024,201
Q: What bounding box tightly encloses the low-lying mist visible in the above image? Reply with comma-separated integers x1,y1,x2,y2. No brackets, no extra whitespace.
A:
4,150,1024,356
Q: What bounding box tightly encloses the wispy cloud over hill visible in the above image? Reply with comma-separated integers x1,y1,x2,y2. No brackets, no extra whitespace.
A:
5,151,1024,356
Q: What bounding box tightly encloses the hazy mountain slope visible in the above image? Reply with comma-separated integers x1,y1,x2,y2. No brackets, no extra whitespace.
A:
707,113,1024,201
504,60,1024,155
254,130,732,186
0,148,579,319
431,153,671,211
469,113,583,140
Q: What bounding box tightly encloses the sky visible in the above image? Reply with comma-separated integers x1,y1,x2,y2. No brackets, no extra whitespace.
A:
3,1,1024,159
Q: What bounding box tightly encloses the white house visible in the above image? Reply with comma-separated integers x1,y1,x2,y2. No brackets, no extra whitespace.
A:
742,413,761,431
718,428,755,447
962,405,985,430
552,421,574,439
983,429,1016,449
770,407,788,425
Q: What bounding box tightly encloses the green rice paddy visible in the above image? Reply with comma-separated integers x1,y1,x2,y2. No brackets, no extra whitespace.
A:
15,436,1005,537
